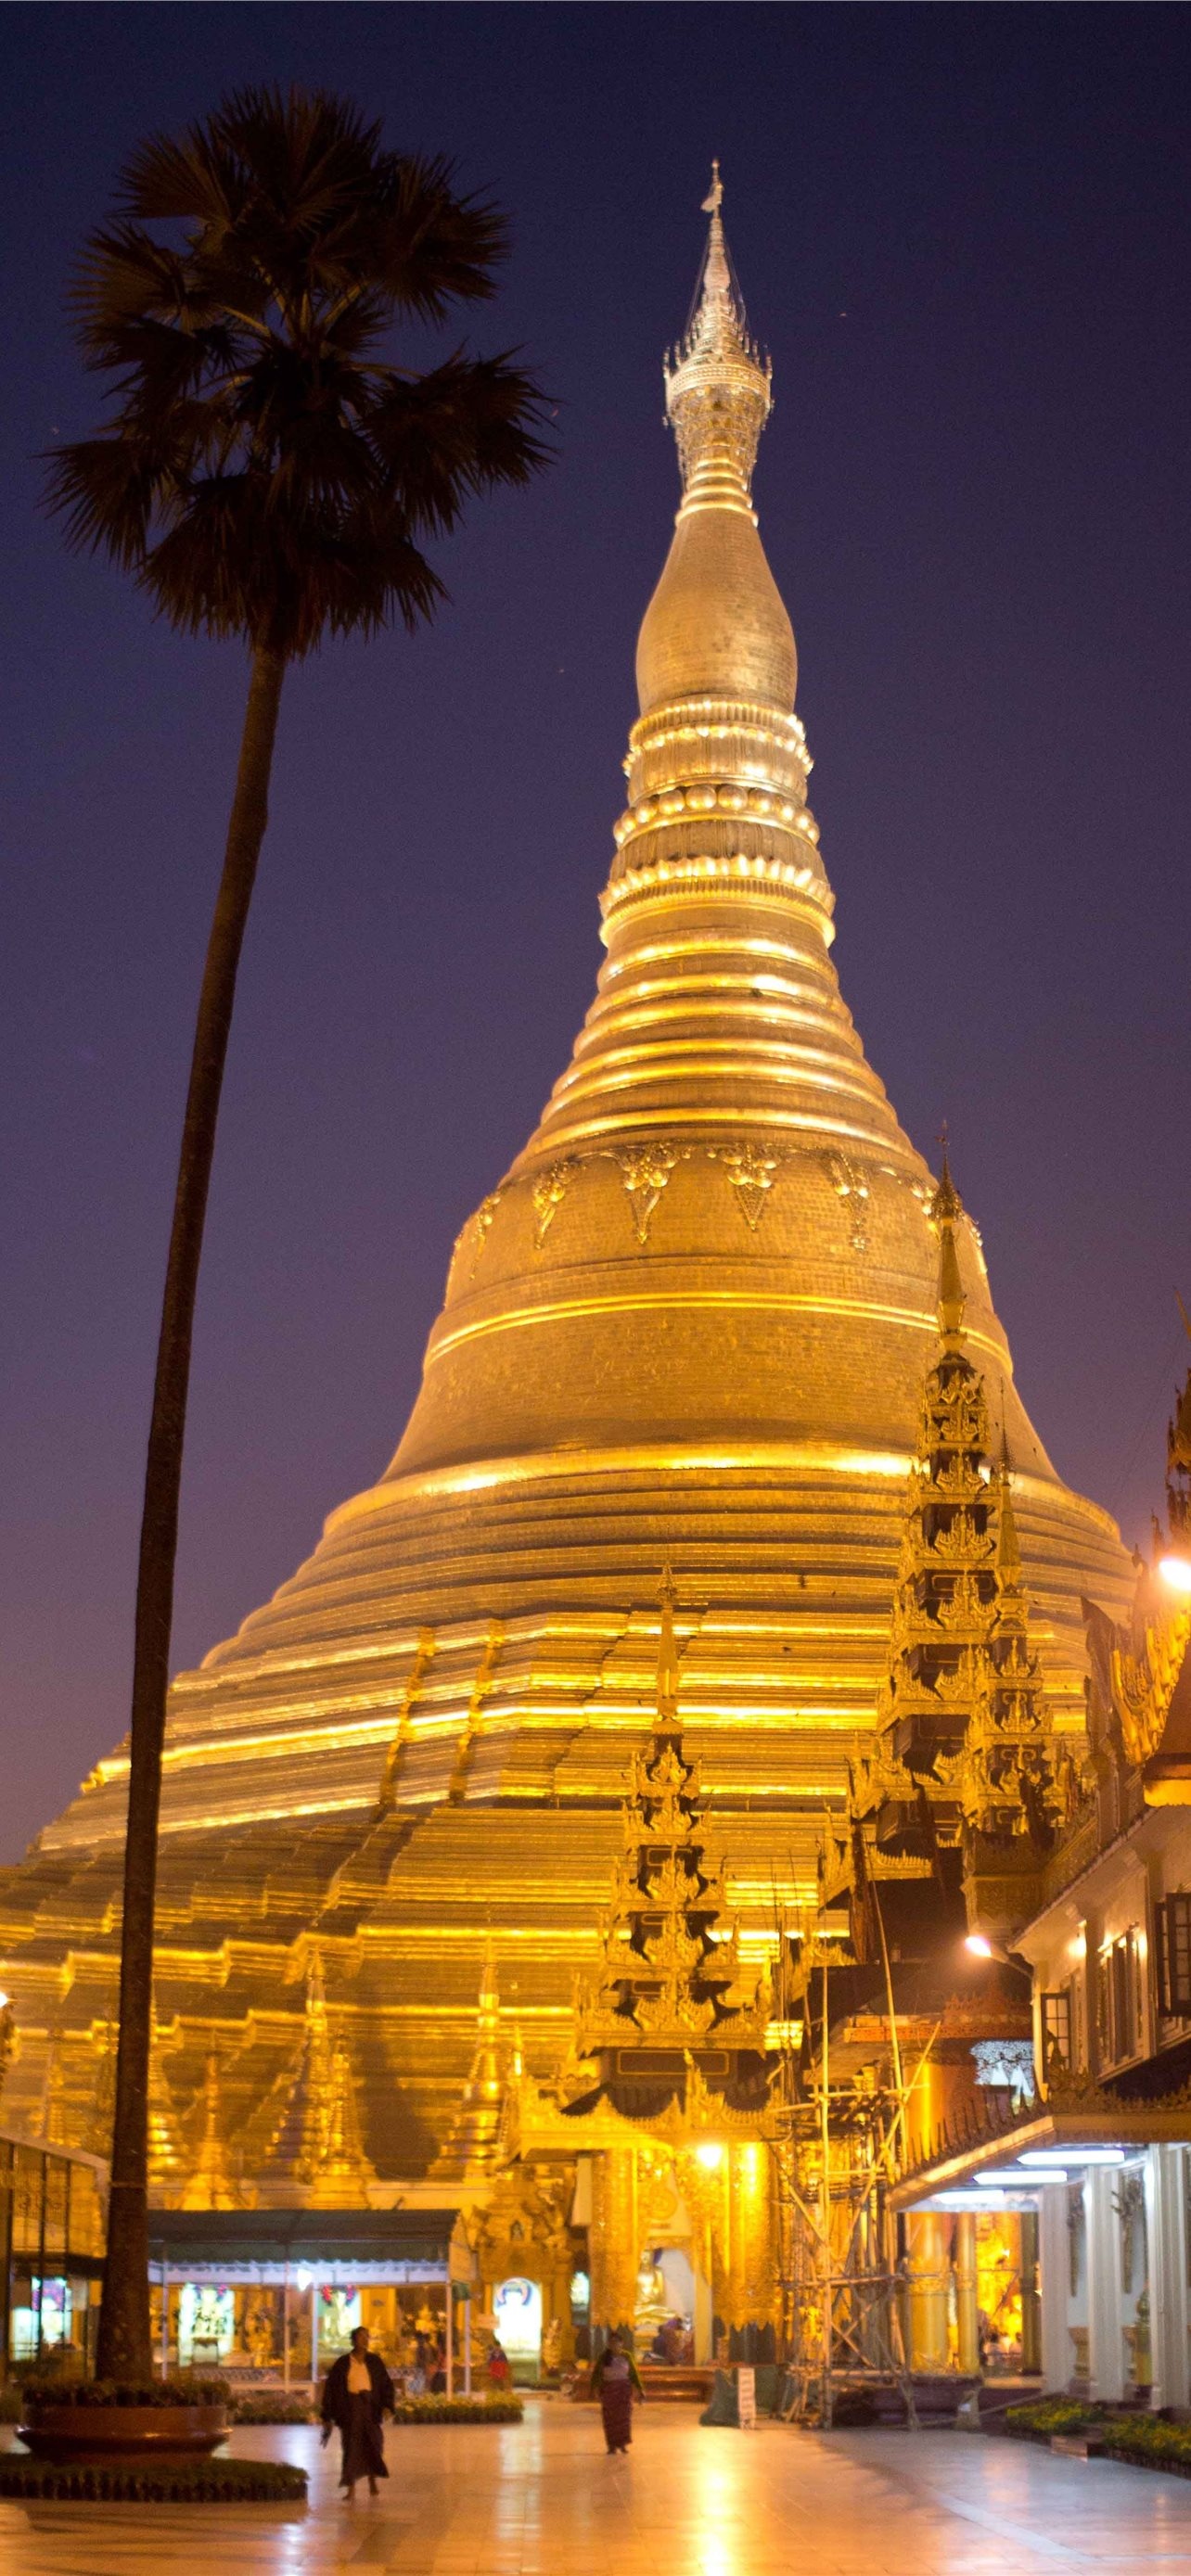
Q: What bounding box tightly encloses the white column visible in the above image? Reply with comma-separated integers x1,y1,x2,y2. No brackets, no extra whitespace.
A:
160,2261,169,2378
464,2291,472,2396
310,2281,319,2392
1036,2184,1070,2394
445,2284,454,2397
1146,2146,1189,2412
1085,2166,1125,2403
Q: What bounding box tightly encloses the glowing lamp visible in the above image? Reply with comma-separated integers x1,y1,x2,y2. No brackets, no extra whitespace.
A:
1159,1553,1191,1596
965,1932,994,1959
695,2141,724,2168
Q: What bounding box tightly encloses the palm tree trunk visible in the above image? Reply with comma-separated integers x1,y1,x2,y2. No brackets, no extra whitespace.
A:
96,644,286,2379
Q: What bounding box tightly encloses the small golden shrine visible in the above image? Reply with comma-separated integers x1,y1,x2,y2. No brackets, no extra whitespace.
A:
489,1570,781,2362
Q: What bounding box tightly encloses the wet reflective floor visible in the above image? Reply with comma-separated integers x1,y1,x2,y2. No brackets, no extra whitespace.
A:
5,2404,1191,2573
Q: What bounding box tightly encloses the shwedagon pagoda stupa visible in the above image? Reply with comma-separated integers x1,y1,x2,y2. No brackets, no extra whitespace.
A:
0,180,1131,2193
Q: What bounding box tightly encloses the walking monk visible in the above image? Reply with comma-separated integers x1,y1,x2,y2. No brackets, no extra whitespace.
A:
321,2326,395,2498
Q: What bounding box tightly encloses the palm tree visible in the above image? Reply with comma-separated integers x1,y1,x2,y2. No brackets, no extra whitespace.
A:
45,84,548,2378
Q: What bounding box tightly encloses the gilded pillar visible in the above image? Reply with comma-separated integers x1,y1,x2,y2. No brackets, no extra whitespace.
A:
954,2213,980,2375
905,2213,950,2373
724,2140,776,2355
590,2149,638,2338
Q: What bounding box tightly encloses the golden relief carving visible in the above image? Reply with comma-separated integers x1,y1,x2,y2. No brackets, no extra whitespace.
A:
470,1189,504,1271
708,1140,788,1231
531,1157,580,1249
608,1141,685,1246
823,1151,870,1254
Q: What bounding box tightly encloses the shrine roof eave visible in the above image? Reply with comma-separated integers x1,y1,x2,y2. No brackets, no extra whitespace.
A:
889,2104,1191,2212
147,2206,462,2271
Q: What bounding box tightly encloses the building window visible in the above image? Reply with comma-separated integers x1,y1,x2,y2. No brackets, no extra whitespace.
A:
1097,1931,1144,2067
1039,1990,1072,2085
1157,1894,1191,2018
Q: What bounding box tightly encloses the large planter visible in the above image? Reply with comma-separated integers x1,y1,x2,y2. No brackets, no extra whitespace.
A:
19,2400,227,2464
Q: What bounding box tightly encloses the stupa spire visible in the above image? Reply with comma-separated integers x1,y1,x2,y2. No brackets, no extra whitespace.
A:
929,1142,967,1347
576,1570,766,2055
179,2055,234,2211
635,169,796,719
664,163,772,522
654,1562,681,1728
429,1932,510,2179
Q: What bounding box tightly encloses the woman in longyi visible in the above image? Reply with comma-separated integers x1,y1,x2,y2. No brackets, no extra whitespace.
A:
589,2329,645,2454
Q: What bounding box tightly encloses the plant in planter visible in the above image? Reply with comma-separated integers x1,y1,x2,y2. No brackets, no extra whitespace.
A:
228,2389,314,2425
0,2455,307,2503
19,2373,230,2464
389,2394,523,2424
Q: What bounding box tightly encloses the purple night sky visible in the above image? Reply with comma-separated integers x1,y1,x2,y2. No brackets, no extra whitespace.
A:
3,6,1189,1864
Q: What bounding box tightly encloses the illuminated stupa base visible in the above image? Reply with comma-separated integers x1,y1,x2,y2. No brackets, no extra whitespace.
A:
0,181,1129,2187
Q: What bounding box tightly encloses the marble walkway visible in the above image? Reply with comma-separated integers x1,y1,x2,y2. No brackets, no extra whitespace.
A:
5,2402,1191,2574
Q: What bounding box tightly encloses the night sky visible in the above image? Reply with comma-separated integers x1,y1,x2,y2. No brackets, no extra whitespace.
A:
3,5,1189,1866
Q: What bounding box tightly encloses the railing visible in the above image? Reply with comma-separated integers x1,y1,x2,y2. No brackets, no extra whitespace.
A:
896,2085,1033,2185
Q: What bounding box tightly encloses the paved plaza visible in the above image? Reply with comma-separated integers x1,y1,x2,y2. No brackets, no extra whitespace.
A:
6,2404,1191,2575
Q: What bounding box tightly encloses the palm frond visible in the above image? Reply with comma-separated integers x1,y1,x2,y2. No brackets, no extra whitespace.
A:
48,82,551,655
44,437,159,567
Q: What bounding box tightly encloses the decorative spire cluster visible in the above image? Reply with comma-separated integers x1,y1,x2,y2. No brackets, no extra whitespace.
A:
180,2056,236,2211
821,1160,1066,1949
873,1161,998,1792
262,1951,377,2208
959,1449,1069,1846
429,1940,511,2179
576,1570,767,2052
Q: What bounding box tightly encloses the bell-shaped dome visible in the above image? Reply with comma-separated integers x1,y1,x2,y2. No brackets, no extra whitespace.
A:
636,503,797,716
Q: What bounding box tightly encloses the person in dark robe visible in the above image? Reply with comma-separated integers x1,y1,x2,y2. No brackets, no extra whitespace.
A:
589,2329,645,2454
321,2326,396,2498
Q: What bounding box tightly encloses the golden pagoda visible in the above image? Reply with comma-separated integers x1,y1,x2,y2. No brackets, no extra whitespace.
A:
0,175,1130,2188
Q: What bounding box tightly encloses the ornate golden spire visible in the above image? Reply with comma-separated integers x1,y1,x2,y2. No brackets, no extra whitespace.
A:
180,2056,235,2211
655,1561,681,1728
635,169,796,718
576,1572,766,2054
429,1939,510,2180
929,1144,967,1346
663,163,773,520
261,1950,377,2207
959,1442,1066,1853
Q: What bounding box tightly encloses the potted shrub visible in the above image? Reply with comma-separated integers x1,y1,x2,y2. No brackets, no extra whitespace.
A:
19,2373,229,2463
